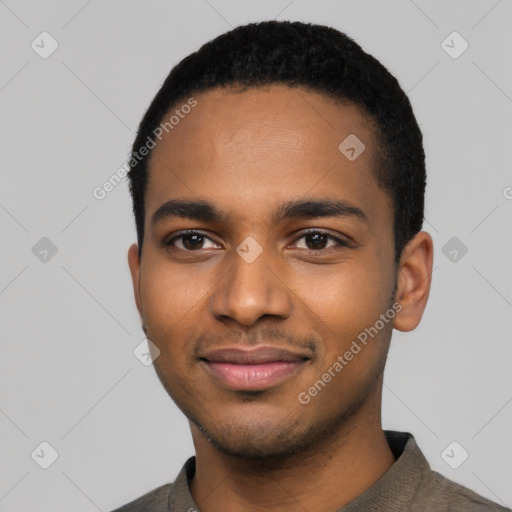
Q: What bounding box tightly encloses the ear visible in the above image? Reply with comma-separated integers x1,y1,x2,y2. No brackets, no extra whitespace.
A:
127,243,145,332
393,231,434,332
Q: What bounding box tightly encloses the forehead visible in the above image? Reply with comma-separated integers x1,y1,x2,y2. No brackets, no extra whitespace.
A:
155,84,377,159
145,85,390,227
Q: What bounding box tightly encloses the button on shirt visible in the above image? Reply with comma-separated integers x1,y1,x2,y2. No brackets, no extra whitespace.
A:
111,430,510,512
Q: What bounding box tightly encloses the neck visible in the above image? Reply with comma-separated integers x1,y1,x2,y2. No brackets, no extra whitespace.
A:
189,396,395,512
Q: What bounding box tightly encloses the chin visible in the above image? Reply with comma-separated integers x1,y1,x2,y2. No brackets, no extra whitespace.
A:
199,426,306,461
191,411,330,463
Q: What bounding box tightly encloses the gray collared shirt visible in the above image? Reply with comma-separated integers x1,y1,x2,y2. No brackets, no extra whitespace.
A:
111,430,510,512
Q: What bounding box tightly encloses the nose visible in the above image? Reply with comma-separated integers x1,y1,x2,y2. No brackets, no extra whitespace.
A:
209,241,293,327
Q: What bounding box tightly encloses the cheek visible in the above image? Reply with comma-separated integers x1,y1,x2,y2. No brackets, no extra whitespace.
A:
292,257,393,380
293,258,384,330
297,268,392,411
139,257,215,351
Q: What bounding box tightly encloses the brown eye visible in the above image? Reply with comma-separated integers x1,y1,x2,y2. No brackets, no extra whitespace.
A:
180,234,205,250
293,230,348,251
304,232,329,250
164,231,220,251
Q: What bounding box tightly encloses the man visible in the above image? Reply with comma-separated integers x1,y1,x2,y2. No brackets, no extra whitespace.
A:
115,20,509,512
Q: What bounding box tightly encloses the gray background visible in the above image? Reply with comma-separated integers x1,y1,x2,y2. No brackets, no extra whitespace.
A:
0,0,511,510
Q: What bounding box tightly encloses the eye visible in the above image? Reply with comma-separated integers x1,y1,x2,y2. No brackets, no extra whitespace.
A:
164,231,220,251
290,230,349,252
163,229,350,254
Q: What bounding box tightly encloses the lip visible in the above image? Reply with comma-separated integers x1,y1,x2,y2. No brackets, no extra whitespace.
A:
200,345,311,391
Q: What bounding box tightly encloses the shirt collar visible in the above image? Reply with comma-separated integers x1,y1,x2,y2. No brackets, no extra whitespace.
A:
340,431,432,511
167,430,430,511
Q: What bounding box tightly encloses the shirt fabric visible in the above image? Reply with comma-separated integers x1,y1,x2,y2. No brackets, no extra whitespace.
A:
111,430,510,512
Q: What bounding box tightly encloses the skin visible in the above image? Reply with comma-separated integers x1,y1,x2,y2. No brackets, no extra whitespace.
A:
127,84,433,512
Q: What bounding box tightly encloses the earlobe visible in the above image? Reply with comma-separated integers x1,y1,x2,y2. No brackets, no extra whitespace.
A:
127,243,144,325
393,231,434,332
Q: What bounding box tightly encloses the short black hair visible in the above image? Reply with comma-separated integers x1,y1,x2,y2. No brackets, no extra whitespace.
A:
128,20,426,262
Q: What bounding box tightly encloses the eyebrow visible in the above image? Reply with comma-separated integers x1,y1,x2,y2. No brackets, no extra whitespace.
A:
150,198,368,228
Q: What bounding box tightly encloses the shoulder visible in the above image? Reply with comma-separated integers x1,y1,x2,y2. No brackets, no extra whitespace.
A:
413,469,511,512
110,455,196,512
109,483,171,512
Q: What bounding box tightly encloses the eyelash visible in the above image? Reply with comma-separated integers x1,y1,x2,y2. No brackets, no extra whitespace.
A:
163,229,350,254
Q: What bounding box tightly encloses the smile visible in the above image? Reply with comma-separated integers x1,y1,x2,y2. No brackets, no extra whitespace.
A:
202,360,309,391
200,345,312,391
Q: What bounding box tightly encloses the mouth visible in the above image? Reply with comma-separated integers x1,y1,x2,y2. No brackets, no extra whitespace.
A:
200,345,312,391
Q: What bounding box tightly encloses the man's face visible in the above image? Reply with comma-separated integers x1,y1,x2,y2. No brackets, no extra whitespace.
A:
129,85,398,459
